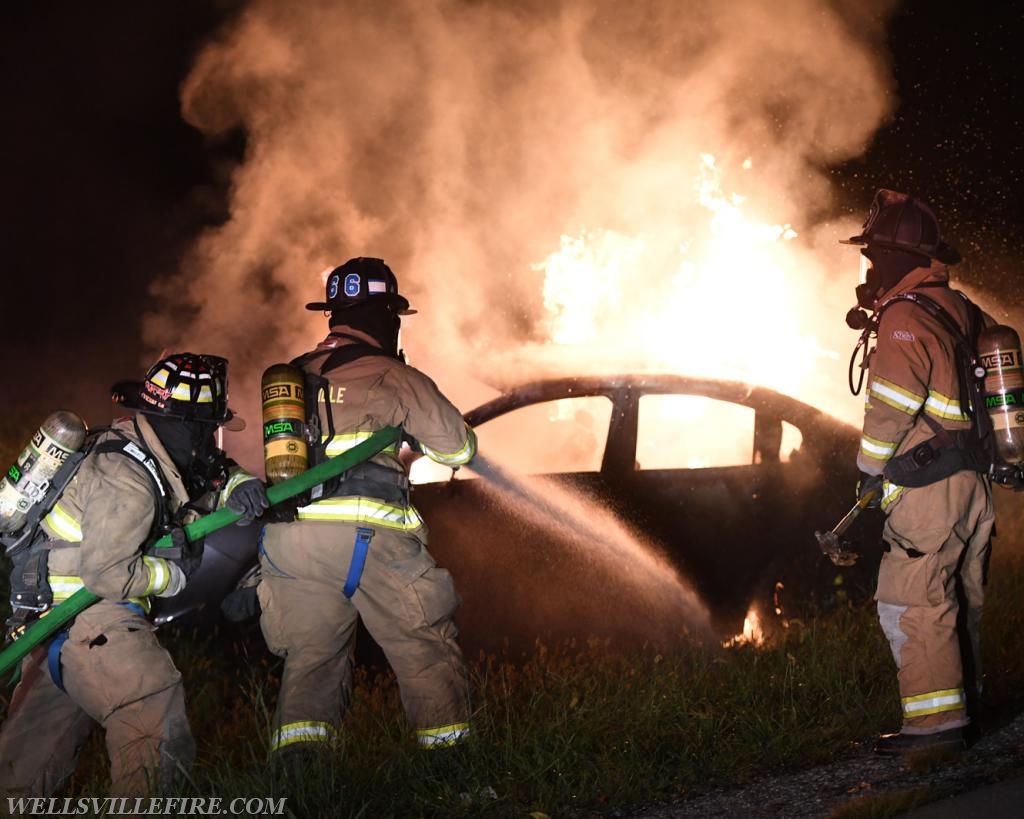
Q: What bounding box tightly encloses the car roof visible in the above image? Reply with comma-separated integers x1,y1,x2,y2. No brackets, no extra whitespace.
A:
465,373,855,436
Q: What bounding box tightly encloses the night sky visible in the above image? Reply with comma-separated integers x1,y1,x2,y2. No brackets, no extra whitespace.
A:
2,0,1023,430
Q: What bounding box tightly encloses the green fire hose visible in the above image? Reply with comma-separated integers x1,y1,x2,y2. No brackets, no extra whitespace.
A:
0,425,401,679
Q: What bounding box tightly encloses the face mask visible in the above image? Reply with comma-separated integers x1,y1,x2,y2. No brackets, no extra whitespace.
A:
855,250,881,309
183,432,230,498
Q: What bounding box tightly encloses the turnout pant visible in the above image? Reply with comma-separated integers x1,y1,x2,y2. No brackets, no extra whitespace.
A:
875,470,994,733
0,601,194,798
258,519,470,753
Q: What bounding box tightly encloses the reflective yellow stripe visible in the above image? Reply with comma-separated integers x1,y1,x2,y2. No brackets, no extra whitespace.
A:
924,390,970,422
170,382,213,403
902,687,965,717
879,480,903,510
44,502,82,542
270,721,336,752
142,556,171,595
869,376,925,416
323,432,399,458
224,470,256,495
46,574,149,612
860,433,898,461
421,428,477,467
221,469,259,507
48,575,85,603
296,498,424,531
416,722,470,748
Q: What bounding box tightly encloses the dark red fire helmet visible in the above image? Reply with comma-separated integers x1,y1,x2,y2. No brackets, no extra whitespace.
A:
840,188,961,265
305,257,415,315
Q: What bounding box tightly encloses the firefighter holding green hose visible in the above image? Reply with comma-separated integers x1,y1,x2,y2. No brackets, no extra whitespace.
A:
0,353,268,798
257,258,476,768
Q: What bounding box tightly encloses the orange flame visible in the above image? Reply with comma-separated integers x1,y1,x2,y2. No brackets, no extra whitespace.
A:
723,604,766,648
533,154,835,397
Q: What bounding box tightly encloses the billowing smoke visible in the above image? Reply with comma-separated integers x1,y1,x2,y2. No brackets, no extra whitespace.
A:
144,0,903,460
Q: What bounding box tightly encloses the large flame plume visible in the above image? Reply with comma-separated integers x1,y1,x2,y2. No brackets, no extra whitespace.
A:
143,0,902,467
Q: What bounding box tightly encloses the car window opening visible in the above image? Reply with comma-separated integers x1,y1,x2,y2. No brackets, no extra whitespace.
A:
637,394,760,470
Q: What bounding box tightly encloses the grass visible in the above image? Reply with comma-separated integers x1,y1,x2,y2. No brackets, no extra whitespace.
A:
2,423,1024,817
6,609,903,816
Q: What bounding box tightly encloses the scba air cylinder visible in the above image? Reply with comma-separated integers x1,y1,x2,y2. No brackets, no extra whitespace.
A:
261,363,309,484
979,324,1024,464
0,410,88,534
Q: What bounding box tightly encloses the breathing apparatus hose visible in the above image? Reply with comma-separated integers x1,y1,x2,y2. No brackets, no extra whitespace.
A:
0,426,401,679
848,328,874,396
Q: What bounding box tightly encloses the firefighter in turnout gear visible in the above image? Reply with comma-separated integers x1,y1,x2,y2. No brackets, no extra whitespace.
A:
841,190,996,755
0,353,268,798
258,257,477,761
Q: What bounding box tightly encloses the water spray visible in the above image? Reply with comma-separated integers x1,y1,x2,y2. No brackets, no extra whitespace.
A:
463,451,714,640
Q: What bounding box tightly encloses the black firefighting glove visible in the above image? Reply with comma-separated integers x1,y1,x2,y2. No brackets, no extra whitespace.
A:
856,472,883,508
166,526,204,580
226,477,270,525
220,567,262,622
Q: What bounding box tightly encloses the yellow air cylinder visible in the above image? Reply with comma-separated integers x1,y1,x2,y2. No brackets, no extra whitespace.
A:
978,324,1024,464
0,410,88,534
262,363,309,484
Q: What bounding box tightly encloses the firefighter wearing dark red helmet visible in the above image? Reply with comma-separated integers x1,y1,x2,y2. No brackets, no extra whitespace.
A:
0,353,268,798
841,190,997,755
257,258,476,767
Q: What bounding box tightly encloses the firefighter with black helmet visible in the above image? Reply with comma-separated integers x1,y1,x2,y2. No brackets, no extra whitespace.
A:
0,353,268,798
256,257,476,766
840,189,997,755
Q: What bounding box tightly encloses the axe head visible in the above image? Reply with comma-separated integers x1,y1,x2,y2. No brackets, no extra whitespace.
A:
814,529,860,567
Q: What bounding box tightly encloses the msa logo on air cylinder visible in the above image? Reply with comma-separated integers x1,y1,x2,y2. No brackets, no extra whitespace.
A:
261,363,309,484
978,324,1024,464
0,410,87,534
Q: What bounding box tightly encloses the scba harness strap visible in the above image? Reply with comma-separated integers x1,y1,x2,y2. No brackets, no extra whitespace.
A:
874,290,995,488
288,336,408,505
4,427,172,643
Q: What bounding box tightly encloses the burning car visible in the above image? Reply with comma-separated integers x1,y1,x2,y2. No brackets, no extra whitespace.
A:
153,374,884,651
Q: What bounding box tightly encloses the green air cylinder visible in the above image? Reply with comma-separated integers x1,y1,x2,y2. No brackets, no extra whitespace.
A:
979,324,1024,464
0,410,87,534
262,363,309,484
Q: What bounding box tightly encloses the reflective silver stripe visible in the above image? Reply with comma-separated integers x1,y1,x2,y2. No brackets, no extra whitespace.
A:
879,480,903,510
48,575,84,602
224,470,256,495
868,376,924,416
142,556,170,595
47,574,150,611
296,498,424,531
323,432,398,458
860,433,897,461
421,428,477,467
44,502,82,542
902,687,965,717
270,721,335,752
924,390,970,422
221,469,259,508
171,382,213,403
415,722,470,748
